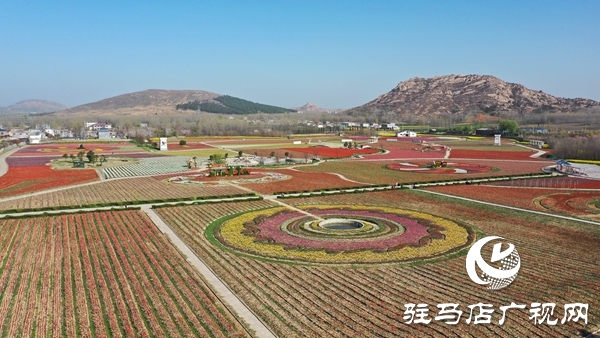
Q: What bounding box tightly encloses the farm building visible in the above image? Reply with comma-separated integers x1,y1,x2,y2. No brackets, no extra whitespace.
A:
98,128,114,140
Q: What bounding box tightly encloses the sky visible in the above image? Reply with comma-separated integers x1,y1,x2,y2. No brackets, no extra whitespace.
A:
1,0,599,109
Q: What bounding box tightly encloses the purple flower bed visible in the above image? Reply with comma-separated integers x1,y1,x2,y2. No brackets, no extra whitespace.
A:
6,156,57,167
255,209,433,251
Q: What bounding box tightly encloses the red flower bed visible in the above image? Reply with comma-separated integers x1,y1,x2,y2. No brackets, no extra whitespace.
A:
0,165,98,197
539,192,600,216
244,169,367,194
283,147,378,159
363,148,443,160
425,185,562,211
12,142,139,156
449,149,541,160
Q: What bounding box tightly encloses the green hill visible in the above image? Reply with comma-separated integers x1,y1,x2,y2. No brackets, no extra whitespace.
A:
176,95,296,114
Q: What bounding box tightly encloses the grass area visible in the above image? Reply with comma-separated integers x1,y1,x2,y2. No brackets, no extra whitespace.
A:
159,149,238,157
50,157,141,169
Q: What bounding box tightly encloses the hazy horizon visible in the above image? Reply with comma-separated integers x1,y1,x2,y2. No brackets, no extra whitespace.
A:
1,0,599,108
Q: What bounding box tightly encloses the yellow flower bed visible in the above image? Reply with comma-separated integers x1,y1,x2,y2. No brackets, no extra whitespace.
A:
217,204,470,264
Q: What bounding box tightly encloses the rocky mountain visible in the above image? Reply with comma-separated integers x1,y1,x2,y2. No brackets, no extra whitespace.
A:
0,99,69,115
52,89,221,116
348,74,600,118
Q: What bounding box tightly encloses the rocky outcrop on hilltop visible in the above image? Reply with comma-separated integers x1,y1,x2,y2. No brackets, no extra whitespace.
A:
348,74,599,117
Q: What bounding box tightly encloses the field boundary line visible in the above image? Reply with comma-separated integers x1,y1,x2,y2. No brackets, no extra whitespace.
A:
419,189,600,226
141,205,277,338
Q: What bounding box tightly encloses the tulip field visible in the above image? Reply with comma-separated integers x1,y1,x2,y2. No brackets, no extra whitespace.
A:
1,137,598,337
0,177,247,210
155,193,600,337
0,157,98,197
0,210,249,337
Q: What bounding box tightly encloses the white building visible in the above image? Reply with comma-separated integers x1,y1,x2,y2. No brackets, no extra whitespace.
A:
28,130,44,144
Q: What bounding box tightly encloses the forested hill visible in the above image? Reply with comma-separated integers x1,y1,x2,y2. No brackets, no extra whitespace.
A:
176,95,296,114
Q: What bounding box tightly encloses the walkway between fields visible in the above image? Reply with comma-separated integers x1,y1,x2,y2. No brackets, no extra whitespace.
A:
141,205,277,338
225,181,325,221
513,143,547,158
0,146,22,178
418,189,600,226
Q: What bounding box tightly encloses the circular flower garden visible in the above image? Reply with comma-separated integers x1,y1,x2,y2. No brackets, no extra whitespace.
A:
211,205,473,264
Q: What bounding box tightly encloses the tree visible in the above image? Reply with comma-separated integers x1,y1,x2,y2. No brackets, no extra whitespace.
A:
86,150,95,163
179,139,187,146
77,151,85,162
499,120,519,135
270,151,275,158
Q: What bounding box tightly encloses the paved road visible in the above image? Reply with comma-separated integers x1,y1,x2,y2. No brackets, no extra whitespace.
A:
0,146,21,178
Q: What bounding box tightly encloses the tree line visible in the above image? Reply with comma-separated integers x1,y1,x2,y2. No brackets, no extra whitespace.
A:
175,95,296,115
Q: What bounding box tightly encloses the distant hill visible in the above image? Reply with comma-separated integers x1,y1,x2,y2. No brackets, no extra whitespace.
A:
347,74,600,118
0,99,69,115
51,89,296,116
177,95,296,114
291,102,344,113
52,89,221,116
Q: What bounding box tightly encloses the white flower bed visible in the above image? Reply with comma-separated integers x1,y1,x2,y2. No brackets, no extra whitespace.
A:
102,156,192,179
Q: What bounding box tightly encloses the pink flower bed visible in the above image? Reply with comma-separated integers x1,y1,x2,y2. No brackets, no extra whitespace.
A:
254,209,433,251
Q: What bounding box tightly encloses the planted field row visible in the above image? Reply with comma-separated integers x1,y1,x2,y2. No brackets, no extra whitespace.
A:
298,159,547,185
0,164,98,198
0,210,249,337
102,156,193,179
0,177,247,211
156,194,599,337
243,169,368,194
424,184,600,220
11,142,141,156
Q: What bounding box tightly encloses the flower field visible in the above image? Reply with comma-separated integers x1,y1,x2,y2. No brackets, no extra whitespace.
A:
0,158,98,197
298,159,546,185
282,146,379,159
167,141,217,149
449,149,542,160
102,156,193,179
425,185,564,211
242,169,367,194
0,210,249,337
214,205,471,264
425,184,600,220
11,142,143,156
0,177,247,210
536,192,600,219
156,193,599,337
386,162,494,174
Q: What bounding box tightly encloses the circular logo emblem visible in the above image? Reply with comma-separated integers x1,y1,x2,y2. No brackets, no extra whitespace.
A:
465,236,520,290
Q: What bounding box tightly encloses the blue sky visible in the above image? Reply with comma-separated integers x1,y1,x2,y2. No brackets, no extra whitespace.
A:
1,0,599,108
